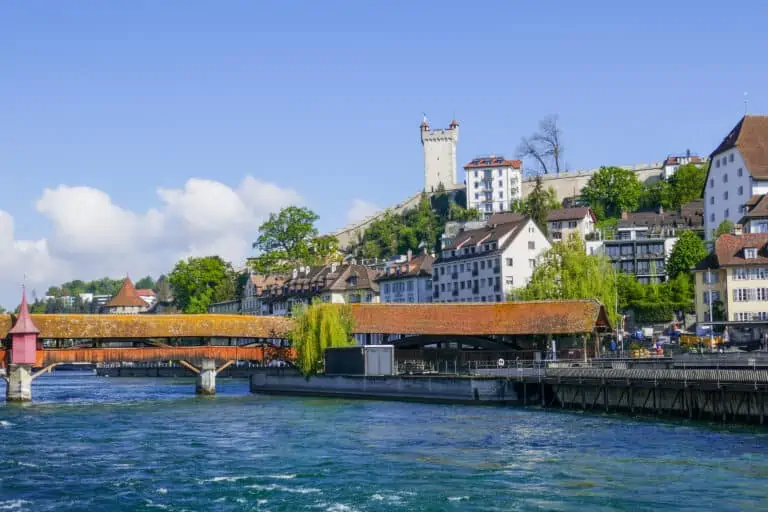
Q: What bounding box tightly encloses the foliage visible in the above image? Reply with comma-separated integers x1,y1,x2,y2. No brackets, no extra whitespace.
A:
134,276,156,290
289,301,355,377
513,234,618,325
581,166,643,219
155,275,173,302
46,277,124,298
168,256,237,313
668,163,706,208
667,230,707,280
617,272,694,324
250,206,339,274
510,176,561,235
715,219,734,238
632,302,675,324
516,115,564,174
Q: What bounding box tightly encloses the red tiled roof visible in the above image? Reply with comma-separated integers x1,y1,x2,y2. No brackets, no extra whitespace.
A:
375,252,435,282
710,115,768,179
663,155,703,166
464,156,522,169
547,207,595,222
8,287,39,335
105,278,149,308
695,233,768,269
350,301,610,335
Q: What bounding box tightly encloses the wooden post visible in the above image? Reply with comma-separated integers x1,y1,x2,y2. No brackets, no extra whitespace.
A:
629,385,634,414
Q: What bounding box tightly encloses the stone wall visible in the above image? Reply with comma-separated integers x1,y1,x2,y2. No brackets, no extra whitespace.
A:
522,164,664,201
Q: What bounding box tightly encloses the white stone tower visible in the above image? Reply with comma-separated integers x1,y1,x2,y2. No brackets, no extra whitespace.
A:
421,116,459,192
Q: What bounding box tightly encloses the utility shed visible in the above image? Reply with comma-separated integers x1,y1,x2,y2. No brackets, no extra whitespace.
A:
325,346,395,376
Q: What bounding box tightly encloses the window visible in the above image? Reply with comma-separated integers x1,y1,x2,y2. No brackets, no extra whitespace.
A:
723,157,728,166
724,191,729,200
498,191,503,199
710,196,714,205
710,213,715,222
440,283,445,292
459,263,464,272
703,291,721,305
529,259,536,269
710,178,714,188
568,221,577,228
724,174,728,183
738,186,744,196
460,281,465,290
407,280,414,291
725,208,730,218
528,241,535,250
474,182,479,189
553,232,562,240
738,168,743,177
506,258,514,266
745,248,758,259
730,154,735,163
440,267,445,275
480,260,485,269
498,180,503,187
498,169,502,177
703,272,719,284
716,160,720,168
383,283,390,294
475,193,479,200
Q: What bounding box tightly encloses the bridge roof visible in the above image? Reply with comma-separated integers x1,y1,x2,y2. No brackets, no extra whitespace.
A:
0,314,291,340
350,300,609,335
0,300,608,340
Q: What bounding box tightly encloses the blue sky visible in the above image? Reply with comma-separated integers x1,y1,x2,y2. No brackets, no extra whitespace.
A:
1,1,767,306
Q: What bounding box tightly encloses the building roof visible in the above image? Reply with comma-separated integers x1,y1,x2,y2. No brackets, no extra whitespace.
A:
105,278,149,308
463,156,522,170
738,194,768,223
257,263,379,301
663,154,703,166
136,289,157,297
694,233,768,270
617,200,704,230
349,300,610,335
375,251,435,282
442,217,528,252
710,115,768,178
547,207,595,222
8,287,39,335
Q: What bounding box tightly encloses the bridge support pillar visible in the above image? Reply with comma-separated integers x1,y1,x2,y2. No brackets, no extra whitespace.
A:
196,359,217,396
6,364,33,402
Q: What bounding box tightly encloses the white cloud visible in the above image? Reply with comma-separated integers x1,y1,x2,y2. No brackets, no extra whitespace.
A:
346,199,380,225
0,177,302,309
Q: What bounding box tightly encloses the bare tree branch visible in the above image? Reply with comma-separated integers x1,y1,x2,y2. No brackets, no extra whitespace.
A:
516,115,564,175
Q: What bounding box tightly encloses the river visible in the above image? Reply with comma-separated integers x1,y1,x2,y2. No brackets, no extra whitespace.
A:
0,373,766,511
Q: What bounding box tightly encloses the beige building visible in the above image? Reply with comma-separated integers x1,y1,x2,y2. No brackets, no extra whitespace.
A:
547,207,596,242
694,232,768,323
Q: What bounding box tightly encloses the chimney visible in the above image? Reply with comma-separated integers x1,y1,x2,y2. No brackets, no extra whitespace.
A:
734,224,744,236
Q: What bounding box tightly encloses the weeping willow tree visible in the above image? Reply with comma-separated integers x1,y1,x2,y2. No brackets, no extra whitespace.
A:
289,301,355,376
514,233,618,325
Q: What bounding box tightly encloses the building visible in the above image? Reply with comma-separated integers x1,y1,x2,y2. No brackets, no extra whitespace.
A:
102,277,150,314
253,263,380,316
464,156,523,217
738,194,768,234
546,207,597,242
375,249,434,303
207,299,241,314
694,232,768,323
241,274,287,315
432,215,550,303
599,201,704,284
704,115,768,240
421,117,459,192
662,151,704,180
136,289,157,307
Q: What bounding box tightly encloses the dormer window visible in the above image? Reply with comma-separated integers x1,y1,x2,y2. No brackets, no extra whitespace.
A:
348,276,358,286
745,248,758,259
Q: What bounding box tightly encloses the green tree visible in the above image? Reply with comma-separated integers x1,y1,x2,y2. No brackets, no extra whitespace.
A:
289,301,355,376
251,206,320,273
168,256,236,313
510,176,561,235
668,163,706,208
640,180,674,210
715,219,734,238
514,234,618,324
135,275,156,291
667,230,707,280
581,166,643,219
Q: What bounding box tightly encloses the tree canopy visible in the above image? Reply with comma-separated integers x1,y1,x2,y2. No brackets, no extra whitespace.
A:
514,234,618,325
46,278,125,298
715,219,735,238
168,256,236,313
250,206,340,273
581,166,643,219
667,230,707,280
134,276,156,290
668,163,706,208
289,301,355,376
510,176,560,235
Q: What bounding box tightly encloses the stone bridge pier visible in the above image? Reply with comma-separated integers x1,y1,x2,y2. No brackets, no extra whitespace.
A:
179,358,235,396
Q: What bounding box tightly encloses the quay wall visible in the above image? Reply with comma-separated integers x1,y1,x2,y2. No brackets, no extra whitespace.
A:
250,370,527,404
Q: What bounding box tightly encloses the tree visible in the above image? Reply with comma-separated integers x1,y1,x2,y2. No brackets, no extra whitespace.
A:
715,219,734,238
516,115,564,174
289,301,355,376
168,256,236,313
135,276,156,291
514,234,618,325
155,274,173,302
667,230,707,280
581,166,643,219
510,177,561,235
668,163,706,208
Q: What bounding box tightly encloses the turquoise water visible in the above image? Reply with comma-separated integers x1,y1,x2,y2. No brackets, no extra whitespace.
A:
1,374,767,511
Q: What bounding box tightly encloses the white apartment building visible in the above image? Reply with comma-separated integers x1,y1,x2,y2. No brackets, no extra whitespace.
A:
421,117,459,192
547,207,597,242
464,156,523,218
705,115,768,240
376,249,434,303
432,216,550,303
662,152,704,180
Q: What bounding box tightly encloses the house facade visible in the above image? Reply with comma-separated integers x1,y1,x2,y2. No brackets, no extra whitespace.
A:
464,156,523,218
662,152,704,180
704,115,768,240
102,277,150,314
546,207,596,242
375,249,434,303
694,232,768,323
432,216,550,303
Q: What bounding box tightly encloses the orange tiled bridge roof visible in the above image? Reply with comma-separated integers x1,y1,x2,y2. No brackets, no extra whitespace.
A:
0,301,608,340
